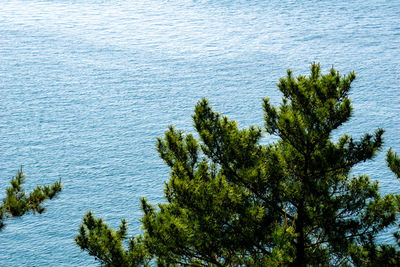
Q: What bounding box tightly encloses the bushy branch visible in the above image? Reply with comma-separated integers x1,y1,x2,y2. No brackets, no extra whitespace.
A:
0,168,62,231
75,212,151,266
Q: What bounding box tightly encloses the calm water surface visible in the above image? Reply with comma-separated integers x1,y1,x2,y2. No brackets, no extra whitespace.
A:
0,0,399,265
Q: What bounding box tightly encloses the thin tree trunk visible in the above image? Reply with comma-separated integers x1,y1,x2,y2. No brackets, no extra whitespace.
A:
295,201,305,267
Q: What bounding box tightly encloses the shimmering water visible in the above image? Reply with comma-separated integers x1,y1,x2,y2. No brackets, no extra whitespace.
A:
0,0,399,265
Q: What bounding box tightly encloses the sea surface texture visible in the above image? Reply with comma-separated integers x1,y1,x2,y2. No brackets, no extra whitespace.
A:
0,0,399,265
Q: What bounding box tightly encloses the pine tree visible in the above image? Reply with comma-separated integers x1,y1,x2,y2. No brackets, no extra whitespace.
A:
76,63,400,266
0,168,62,231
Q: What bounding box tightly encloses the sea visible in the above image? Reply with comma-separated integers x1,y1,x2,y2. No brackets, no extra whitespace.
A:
0,0,399,265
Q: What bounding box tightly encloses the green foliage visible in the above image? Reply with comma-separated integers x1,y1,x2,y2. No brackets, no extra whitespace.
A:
75,63,400,266
383,148,400,262
0,168,62,231
75,211,151,267
387,149,400,179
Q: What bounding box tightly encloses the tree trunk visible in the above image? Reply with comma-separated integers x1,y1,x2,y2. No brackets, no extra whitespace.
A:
294,201,305,266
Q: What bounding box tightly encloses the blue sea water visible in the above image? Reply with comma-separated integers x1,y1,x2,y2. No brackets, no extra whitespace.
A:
0,0,399,265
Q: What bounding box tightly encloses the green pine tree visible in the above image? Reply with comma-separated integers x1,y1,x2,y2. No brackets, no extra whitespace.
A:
76,63,400,266
0,168,62,231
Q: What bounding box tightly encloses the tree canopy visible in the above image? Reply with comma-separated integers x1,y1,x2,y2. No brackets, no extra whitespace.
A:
76,63,400,266
0,168,62,231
